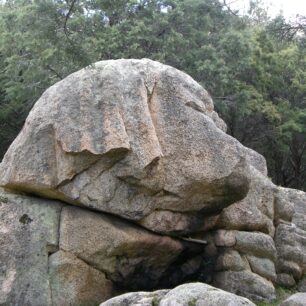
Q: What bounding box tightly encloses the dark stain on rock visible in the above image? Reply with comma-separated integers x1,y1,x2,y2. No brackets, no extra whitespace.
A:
19,214,33,225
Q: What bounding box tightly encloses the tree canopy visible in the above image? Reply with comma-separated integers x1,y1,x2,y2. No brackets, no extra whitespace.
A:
0,0,305,190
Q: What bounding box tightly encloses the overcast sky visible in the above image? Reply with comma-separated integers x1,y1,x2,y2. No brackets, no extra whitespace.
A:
227,0,306,20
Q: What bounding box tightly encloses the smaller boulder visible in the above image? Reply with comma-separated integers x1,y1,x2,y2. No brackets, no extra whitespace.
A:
215,250,248,272
100,283,256,306
279,293,306,306
298,277,306,292
277,274,296,288
235,231,277,261
246,255,276,282
214,230,236,247
213,270,276,301
274,188,295,224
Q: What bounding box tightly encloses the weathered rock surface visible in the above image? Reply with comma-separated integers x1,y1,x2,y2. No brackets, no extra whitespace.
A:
100,283,256,306
100,290,170,306
274,188,306,289
277,273,297,288
49,250,113,306
235,231,277,261
0,188,62,306
246,255,276,282
209,229,278,301
0,59,266,227
208,187,305,299
216,168,276,236
0,59,306,305
274,188,295,224
279,292,306,306
215,249,248,272
213,270,276,301
59,205,189,290
283,188,306,230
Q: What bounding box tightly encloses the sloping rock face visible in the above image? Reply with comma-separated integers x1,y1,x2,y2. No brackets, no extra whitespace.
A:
0,59,305,305
99,283,256,306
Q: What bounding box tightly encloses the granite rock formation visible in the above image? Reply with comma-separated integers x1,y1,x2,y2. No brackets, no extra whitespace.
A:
274,188,306,289
0,59,305,305
0,59,266,224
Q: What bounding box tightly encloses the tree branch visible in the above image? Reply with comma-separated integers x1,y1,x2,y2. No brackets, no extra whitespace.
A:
64,0,77,37
222,0,239,16
46,65,63,80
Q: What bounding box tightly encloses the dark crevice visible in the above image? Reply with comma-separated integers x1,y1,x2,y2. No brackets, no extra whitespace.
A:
47,204,65,306
111,241,210,293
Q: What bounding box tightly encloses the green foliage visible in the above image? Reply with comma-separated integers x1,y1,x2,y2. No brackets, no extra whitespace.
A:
0,0,305,189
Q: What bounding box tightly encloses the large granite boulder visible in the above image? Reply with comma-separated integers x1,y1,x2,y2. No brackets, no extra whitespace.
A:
0,59,306,305
0,59,266,228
